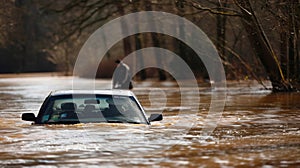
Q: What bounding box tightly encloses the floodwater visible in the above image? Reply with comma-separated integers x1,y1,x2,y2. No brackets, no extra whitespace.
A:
0,76,299,167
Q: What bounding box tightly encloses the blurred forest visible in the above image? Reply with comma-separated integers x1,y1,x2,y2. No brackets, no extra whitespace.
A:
0,0,299,91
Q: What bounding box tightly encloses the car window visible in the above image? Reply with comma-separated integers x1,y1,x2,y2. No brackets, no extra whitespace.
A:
40,94,147,124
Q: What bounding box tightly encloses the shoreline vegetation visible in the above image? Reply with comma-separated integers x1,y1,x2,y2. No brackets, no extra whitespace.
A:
1,1,298,92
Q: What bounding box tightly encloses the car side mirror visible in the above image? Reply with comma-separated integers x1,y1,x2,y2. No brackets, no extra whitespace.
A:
148,114,163,122
22,113,36,121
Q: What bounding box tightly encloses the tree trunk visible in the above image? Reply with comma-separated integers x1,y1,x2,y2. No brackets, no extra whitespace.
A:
280,30,288,79
115,2,132,57
132,1,146,80
145,0,167,81
216,1,227,57
236,0,295,92
287,0,299,83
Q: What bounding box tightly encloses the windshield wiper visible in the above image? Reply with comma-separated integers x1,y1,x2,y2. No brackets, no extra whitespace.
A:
125,121,142,124
106,119,141,124
47,121,80,124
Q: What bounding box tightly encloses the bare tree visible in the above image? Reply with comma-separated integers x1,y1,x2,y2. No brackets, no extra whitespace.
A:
39,0,120,75
234,0,297,91
186,0,299,91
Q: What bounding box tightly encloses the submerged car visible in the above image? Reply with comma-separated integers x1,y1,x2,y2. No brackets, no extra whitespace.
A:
22,90,162,125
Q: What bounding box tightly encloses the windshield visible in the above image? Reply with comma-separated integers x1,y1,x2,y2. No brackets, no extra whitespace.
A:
39,94,148,124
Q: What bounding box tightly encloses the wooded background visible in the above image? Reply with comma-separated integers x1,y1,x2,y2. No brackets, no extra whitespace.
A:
0,0,299,91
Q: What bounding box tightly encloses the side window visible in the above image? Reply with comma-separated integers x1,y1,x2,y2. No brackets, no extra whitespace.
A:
41,101,55,123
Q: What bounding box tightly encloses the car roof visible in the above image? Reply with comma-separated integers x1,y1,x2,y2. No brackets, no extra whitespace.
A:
50,90,135,97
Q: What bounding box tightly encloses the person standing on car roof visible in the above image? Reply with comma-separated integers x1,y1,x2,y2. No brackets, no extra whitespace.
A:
112,59,133,90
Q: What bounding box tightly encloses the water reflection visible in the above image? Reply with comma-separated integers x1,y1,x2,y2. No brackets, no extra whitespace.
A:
0,77,299,167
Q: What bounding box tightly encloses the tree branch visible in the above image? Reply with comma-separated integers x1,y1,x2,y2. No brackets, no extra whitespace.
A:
187,0,242,17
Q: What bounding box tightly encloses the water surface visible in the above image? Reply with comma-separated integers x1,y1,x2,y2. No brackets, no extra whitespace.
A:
0,76,299,167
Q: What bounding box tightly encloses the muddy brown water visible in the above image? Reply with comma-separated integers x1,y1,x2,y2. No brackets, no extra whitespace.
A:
0,76,299,167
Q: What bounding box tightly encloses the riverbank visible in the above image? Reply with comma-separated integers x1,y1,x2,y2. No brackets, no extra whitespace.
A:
0,72,271,89
0,72,64,78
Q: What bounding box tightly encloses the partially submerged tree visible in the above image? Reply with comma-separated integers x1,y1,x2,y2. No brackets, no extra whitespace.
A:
186,0,299,92
235,0,294,91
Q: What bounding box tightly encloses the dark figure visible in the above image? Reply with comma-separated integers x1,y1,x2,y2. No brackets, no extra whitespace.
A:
102,98,124,118
113,59,133,89
60,102,78,120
